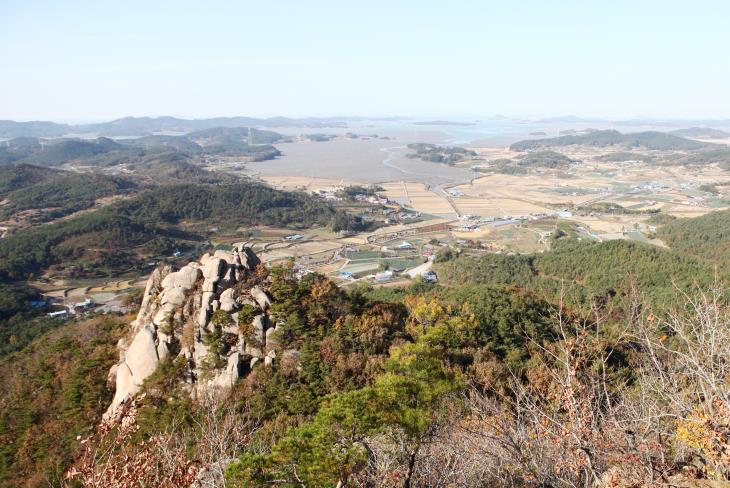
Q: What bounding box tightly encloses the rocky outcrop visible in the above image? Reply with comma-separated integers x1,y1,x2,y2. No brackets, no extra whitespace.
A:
104,244,279,420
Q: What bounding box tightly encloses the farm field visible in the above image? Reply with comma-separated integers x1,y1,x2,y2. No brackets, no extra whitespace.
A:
380,181,456,216
242,143,730,269
259,175,361,192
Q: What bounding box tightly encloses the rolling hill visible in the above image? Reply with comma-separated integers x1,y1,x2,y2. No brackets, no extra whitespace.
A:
435,238,724,307
510,129,713,151
669,127,730,138
0,164,137,222
0,181,367,280
656,209,730,265
0,120,70,138
17,138,124,166
2,127,284,168
1,116,351,138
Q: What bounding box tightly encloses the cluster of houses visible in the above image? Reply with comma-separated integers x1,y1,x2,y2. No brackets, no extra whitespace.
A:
335,240,439,285
46,298,96,319
352,193,390,206
312,186,422,226
457,223,481,232
453,211,569,232
680,196,706,206
632,182,669,193
339,267,437,284
314,187,344,201
376,268,437,284
314,186,391,206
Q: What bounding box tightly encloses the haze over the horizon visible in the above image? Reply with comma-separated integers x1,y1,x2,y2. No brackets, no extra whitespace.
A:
2,0,730,122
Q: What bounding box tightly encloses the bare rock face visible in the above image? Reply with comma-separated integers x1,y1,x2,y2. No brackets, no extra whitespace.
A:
107,326,159,414
134,265,172,330
104,245,277,420
250,286,271,311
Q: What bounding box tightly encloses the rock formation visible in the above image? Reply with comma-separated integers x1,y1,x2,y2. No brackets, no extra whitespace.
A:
105,244,280,419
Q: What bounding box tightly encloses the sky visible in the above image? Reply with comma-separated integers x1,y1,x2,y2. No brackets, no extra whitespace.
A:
1,0,729,122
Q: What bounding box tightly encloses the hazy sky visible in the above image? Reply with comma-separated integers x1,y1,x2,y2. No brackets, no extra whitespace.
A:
1,0,729,122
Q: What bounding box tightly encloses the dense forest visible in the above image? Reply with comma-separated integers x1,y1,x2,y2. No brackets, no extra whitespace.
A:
0,317,126,486
675,147,730,169
657,209,730,265
1,257,728,486
0,181,367,280
406,143,477,165
0,283,55,357
120,152,240,185
513,150,578,169
435,238,724,308
0,164,137,222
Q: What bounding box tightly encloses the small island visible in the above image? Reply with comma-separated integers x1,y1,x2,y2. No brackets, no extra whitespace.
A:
406,143,478,165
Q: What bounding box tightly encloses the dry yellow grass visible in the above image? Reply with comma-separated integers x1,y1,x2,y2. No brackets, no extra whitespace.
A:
260,176,362,192
259,240,342,262
310,261,346,274
381,181,455,215
259,145,730,247
407,190,454,216
470,147,519,159
570,215,644,234
451,195,551,217
665,205,719,218
451,228,494,239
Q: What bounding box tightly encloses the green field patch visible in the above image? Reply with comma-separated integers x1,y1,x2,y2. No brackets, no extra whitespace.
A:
347,250,382,261
340,261,379,275
383,257,424,270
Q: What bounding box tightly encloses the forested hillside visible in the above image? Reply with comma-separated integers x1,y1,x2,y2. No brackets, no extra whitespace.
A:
0,283,53,357
17,138,124,166
0,126,283,169
2,256,727,487
0,163,57,192
435,238,722,307
0,182,366,280
657,209,730,265
0,164,137,222
127,152,240,184
0,317,125,487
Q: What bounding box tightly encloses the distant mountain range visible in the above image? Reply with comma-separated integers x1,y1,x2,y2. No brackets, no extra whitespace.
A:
669,127,730,138
413,120,478,126
534,115,608,124
0,126,284,167
4,115,730,139
0,116,356,138
510,129,714,151
536,115,730,129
